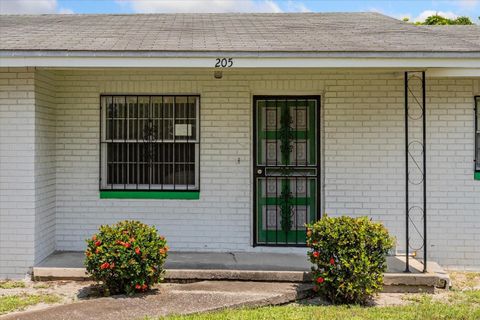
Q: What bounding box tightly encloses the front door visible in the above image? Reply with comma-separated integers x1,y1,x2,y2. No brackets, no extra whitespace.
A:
253,96,321,246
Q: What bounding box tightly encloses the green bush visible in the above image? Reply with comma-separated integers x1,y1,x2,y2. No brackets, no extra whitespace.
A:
306,216,394,304
85,220,168,295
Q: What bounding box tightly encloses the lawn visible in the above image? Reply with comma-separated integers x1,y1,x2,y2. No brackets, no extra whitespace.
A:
0,281,25,289
0,293,61,315
161,290,480,320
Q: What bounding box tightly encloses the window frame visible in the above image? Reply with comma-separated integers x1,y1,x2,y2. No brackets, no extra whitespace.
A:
475,96,480,180
99,94,201,195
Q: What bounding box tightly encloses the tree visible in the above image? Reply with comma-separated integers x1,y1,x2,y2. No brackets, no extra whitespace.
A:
451,16,474,25
413,14,474,25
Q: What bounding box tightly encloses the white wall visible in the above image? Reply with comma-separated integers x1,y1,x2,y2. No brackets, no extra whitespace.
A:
0,68,36,278
0,68,58,278
1,68,479,277
52,69,480,269
34,70,57,264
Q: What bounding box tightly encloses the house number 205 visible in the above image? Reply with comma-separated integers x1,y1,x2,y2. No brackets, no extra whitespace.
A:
215,58,233,68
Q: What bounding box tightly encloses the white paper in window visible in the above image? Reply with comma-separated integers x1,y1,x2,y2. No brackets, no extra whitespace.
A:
175,124,192,137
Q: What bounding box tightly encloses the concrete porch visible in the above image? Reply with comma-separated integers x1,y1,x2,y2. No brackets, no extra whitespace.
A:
33,251,449,293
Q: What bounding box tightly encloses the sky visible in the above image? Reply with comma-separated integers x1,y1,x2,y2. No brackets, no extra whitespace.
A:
0,0,479,23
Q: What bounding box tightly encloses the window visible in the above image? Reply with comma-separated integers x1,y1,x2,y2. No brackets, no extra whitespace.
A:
100,95,200,192
476,96,480,178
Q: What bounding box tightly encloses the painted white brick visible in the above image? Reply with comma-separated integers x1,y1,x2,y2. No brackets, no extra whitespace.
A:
0,68,37,278
1,68,480,278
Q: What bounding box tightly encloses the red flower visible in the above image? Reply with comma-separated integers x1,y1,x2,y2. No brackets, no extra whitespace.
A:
329,258,335,265
135,247,141,255
110,262,115,269
100,262,110,270
316,277,324,284
95,248,100,254
123,242,131,248
95,240,102,247
141,284,147,290
135,284,141,290
312,251,320,259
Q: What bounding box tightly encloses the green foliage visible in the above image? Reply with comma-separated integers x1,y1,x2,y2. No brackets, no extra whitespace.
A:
0,294,60,315
0,281,25,289
85,220,168,295
454,16,474,25
415,14,474,25
306,216,394,304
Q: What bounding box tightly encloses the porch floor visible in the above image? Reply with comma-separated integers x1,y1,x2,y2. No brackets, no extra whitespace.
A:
37,251,425,273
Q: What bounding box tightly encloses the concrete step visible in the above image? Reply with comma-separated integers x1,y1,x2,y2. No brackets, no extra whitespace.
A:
33,251,450,293
32,267,448,293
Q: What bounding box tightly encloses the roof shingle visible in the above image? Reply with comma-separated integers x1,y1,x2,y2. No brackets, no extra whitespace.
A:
1,13,479,53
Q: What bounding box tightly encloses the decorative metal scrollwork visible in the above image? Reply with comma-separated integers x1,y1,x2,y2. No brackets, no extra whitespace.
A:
405,71,427,273
279,104,294,232
142,119,158,165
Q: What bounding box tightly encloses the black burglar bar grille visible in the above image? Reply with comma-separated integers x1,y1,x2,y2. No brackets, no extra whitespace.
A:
100,95,200,191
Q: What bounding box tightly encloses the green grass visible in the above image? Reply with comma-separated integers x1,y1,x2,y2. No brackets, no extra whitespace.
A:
0,294,61,315
0,281,26,289
33,283,52,289
160,291,480,320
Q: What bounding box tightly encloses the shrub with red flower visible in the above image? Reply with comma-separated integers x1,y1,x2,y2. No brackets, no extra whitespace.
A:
306,216,394,304
85,220,168,295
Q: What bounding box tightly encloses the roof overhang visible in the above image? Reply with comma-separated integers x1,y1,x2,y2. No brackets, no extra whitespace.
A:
1,51,480,71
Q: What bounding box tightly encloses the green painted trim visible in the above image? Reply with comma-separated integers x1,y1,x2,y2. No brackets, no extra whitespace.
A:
100,191,200,200
475,172,480,180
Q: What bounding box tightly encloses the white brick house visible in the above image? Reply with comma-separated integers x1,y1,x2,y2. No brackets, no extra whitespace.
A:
0,13,479,278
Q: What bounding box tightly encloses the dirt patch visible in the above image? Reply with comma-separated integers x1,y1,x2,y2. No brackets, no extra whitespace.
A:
292,292,410,307
449,271,480,291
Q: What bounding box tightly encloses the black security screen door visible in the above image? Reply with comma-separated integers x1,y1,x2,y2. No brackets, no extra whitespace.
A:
253,96,321,246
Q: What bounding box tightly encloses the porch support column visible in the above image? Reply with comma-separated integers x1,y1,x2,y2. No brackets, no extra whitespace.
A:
404,71,427,273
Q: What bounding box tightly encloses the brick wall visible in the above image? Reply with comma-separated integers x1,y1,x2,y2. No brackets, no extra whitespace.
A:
52,69,480,269
54,69,255,253
426,78,480,269
1,68,479,277
34,70,57,264
0,68,36,277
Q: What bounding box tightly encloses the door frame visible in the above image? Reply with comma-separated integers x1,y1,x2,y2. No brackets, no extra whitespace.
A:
252,95,322,247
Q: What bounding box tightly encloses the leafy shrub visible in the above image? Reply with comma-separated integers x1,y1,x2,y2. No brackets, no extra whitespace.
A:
306,216,394,304
85,220,168,295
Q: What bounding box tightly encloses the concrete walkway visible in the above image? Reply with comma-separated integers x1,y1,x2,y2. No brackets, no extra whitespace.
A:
2,281,312,320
